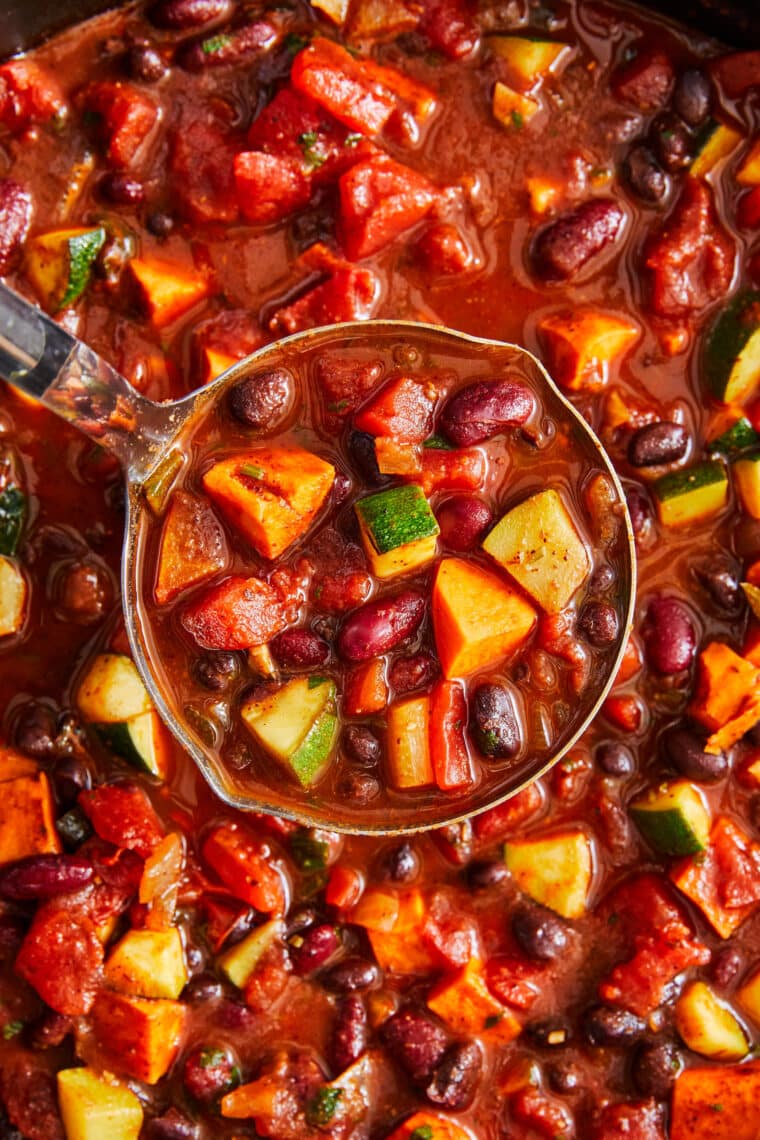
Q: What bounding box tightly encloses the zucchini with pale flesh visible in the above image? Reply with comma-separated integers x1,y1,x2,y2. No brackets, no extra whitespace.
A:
482,488,590,612
241,676,338,787
733,450,760,518
355,484,439,579
219,918,284,989
76,653,153,724
652,461,728,527
489,36,571,91
96,710,171,777
504,828,592,918
386,695,434,789
675,981,749,1060
492,81,539,130
704,290,760,405
707,415,760,457
25,226,106,312
630,781,710,856
0,484,26,556
690,121,742,179
105,928,187,1000
0,556,27,637
57,1067,143,1140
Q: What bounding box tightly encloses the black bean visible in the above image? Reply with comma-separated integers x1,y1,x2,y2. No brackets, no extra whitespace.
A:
348,430,387,486
526,1018,572,1048
711,946,742,989
662,725,727,781
228,368,294,433
673,69,711,127
128,43,168,83
342,726,381,767
55,807,93,850
578,602,619,647
285,907,320,938
624,146,669,204
149,0,234,30
98,172,146,206
148,1109,201,1140
184,973,223,1004
425,1041,482,1111
466,859,510,889
471,682,521,758
632,1040,682,1098
642,596,696,674
512,903,570,963
583,1005,645,1046
650,113,692,172
337,771,380,804
596,740,634,777
381,1007,448,1082
379,842,419,884
146,211,174,238
695,561,743,613
627,421,688,467
329,996,367,1072
193,651,238,691
53,757,92,806
322,957,380,994
14,702,57,761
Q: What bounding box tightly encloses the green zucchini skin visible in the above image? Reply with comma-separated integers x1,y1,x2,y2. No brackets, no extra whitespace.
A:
704,290,760,404
356,484,439,554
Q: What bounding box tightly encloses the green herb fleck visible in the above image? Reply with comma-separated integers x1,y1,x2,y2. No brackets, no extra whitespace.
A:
484,1013,503,1029
511,110,524,130
307,675,328,689
298,130,328,170
410,1127,435,1140
2,1020,24,1040
327,399,350,413
0,486,26,556
305,1086,343,1129
423,435,453,450
285,32,310,54
240,462,265,480
202,33,232,55
290,829,330,872
710,1103,724,1113
607,912,620,925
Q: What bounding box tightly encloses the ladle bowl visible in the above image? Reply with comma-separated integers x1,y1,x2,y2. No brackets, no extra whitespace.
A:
0,281,636,834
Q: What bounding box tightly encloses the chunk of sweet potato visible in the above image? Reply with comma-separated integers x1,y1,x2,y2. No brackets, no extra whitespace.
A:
0,772,60,865
91,991,187,1084
155,491,228,605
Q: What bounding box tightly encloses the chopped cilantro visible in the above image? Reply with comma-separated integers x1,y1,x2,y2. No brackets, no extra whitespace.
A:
305,1085,343,1128
290,829,330,871
410,1127,435,1140
307,675,328,689
511,110,524,130
202,33,232,55
2,1020,24,1040
240,462,265,480
423,435,453,450
327,399,350,413
298,130,328,170
710,1103,724,1113
484,1013,503,1028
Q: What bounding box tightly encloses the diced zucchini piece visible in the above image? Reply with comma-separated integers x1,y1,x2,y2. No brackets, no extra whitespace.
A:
219,918,284,989
76,654,153,724
652,461,728,527
247,643,279,679
105,928,187,1000
0,485,26,556
96,710,171,778
0,556,27,637
482,488,590,612
492,81,539,131
675,981,749,1061
690,120,742,179
737,137,760,185
432,557,537,679
504,828,592,918
57,1068,143,1140
734,450,760,518
25,226,106,312
489,35,571,91
386,695,434,789
704,290,760,405
630,781,710,856
707,415,760,457
241,676,338,787
355,484,439,579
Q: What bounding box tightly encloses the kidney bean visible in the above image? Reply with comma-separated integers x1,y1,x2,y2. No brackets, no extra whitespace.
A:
0,854,93,901
337,590,425,662
662,725,727,781
673,68,711,127
323,956,379,994
625,486,652,540
531,199,624,282
228,368,294,432
58,561,112,622
348,430,387,485
185,973,223,1004
595,740,634,777
632,1040,682,1098
381,1007,448,1082
577,602,619,647
712,946,742,989
425,1041,482,1111
471,682,521,758
147,210,174,238
526,1017,572,1047
14,701,58,760
642,596,696,674
0,179,32,274
179,21,279,71
600,111,643,143
624,145,669,204
650,112,693,172
695,561,742,612
342,725,381,766
183,1045,239,1103
217,1000,258,1031
289,923,340,975
27,1010,73,1051
379,842,420,884
193,651,238,691
53,757,92,806
330,996,367,1072
337,771,380,804
97,171,145,206
270,629,330,670
435,495,493,551
611,46,674,111
466,859,509,889
0,913,26,961
440,378,535,447
148,1109,201,1140
128,43,168,83
149,0,234,29
583,1005,645,1046
512,903,570,963
389,651,437,695
628,421,688,467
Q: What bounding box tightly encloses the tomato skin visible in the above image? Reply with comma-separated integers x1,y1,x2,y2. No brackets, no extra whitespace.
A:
339,155,438,260
354,375,436,443
0,60,64,132
430,680,475,791
234,151,311,224
79,81,158,167
290,39,396,136
181,576,289,651
202,823,287,915
419,0,480,60
15,904,103,1015
79,784,164,858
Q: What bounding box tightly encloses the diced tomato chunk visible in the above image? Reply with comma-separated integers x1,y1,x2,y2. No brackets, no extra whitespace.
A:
171,116,239,223
420,0,480,60
269,266,380,333
181,575,289,650
738,185,760,230
418,447,485,495
710,51,760,98
593,1100,666,1140
339,154,438,259
423,891,480,967
79,81,158,167
511,1088,574,1140
315,353,384,423
315,568,373,614
430,680,475,791
202,823,286,914
0,59,65,132
712,816,760,908
79,784,164,858
234,151,311,223
599,930,710,1016
354,375,436,442
485,954,542,1010
602,693,642,731
291,38,397,136
417,222,474,275
15,905,103,1015
472,783,543,841
611,46,674,111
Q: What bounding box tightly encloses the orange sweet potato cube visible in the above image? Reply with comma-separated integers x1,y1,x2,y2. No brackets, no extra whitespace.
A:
155,490,228,605
432,558,536,678
538,309,639,392
427,960,522,1044
670,818,757,939
128,257,209,329
385,1111,474,1140
0,772,60,865
671,1061,760,1140
91,991,187,1084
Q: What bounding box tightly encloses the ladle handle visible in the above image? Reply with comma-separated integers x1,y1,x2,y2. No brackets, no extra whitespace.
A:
0,281,171,479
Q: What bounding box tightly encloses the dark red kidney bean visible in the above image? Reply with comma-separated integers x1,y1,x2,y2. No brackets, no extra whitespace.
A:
337,590,425,663
611,46,674,111
148,0,233,29
599,111,643,143
381,1007,448,1082
286,906,321,938
228,368,294,432
577,602,619,647
582,1005,646,1046
13,701,57,760
0,913,27,960
58,561,111,622
624,146,669,204
435,495,493,552
711,947,743,988
625,486,652,540
148,1108,201,1140
147,210,174,238
695,561,742,613
595,740,634,777
183,1045,239,1103
673,68,711,127
512,903,570,963
627,421,688,467
27,1010,73,1051
98,172,145,206
439,378,535,447
650,113,692,173
388,651,437,695
526,1017,572,1048
184,973,223,1003
531,199,624,282
0,179,32,274
425,1041,482,1111
193,651,238,691
662,725,727,781
642,596,696,674
179,21,279,71
216,1000,258,1031
379,842,419,884
289,923,340,975
348,430,387,486
466,859,510,889
337,770,380,804
330,996,367,1072
632,1041,682,1098
332,471,353,505
341,725,381,766
471,682,521,758
53,757,92,806
0,855,93,901
322,957,380,994
270,629,330,670
128,43,168,83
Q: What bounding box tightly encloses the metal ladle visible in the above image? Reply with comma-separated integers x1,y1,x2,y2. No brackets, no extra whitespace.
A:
0,281,636,834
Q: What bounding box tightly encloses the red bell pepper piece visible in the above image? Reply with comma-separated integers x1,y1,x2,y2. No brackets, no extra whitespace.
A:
472,783,543,841
430,680,475,792
420,0,480,60
290,38,397,136
181,575,289,651
418,447,486,495
339,154,438,260
79,784,164,858
202,823,286,914
234,150,311,223
600,931,710,1017
354,375,436,442
15,904,103,1015
79,81,158,168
